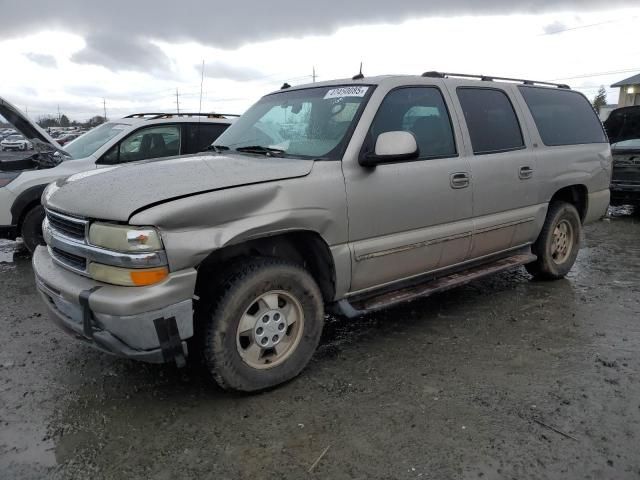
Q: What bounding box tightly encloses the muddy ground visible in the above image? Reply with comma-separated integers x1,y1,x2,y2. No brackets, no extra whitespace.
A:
1,209,639,479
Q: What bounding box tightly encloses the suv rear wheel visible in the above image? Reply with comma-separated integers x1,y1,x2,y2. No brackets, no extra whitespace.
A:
526,201,581,279
197,257,324,392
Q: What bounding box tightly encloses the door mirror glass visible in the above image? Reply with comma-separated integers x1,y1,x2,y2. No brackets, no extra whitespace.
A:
360,131,419,167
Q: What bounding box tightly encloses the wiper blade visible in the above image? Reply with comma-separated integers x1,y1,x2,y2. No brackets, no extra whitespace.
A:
235,145,285,156
208,144,230,152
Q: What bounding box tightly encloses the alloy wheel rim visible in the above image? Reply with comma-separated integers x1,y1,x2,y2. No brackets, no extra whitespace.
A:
236,290,305,369
551,219,573,264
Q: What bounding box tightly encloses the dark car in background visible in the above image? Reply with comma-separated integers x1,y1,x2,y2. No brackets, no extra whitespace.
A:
604,106,640,208
56,132,82,146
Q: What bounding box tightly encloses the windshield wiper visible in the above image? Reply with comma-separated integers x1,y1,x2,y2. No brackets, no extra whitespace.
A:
208,144,230,152
235,145,285,157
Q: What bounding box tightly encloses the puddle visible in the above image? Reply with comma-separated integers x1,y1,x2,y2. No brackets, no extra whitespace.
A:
0,239,27,264
607,205,637,217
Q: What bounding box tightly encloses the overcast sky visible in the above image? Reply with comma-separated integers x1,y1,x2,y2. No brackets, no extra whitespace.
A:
1,1,639,121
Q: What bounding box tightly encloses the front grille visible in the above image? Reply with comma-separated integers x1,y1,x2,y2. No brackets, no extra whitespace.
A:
51,247,87,271
46,211,86,240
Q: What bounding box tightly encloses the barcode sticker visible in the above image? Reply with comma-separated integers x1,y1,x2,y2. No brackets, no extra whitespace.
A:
323,86,369,99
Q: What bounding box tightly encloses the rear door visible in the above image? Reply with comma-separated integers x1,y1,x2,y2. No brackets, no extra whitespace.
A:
182,122,230,154
448,84,540,259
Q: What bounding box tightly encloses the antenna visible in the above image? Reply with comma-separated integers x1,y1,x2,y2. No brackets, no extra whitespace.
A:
198,60,205,116
352,62,364,80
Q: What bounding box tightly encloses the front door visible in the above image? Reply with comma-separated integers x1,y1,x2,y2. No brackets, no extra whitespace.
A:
343,85,474,293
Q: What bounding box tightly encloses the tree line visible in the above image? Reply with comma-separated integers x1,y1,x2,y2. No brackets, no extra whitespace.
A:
36,115,107,129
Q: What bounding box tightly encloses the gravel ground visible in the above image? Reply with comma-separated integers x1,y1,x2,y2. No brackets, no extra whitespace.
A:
1,208,639,479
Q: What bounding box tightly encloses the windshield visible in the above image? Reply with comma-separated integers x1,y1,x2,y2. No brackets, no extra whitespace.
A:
63,122,127,159
214,85,372,159
5,135,23,141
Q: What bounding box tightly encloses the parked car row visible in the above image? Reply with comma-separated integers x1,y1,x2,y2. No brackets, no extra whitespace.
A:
0,73,636,393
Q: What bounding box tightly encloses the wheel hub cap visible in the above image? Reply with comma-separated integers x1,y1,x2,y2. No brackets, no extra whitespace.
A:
253,310,288,348
551,219,573,263
236,290,305,370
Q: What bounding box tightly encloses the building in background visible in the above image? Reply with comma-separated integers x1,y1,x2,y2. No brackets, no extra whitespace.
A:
611,73,640,107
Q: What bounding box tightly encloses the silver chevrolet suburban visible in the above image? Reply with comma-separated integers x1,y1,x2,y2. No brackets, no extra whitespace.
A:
33,73,612,392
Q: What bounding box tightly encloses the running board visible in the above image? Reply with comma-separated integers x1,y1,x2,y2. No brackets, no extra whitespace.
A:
333,253,536,318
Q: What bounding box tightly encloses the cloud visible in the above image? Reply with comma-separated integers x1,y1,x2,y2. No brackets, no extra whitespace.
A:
542,20,568,34
25,52,57,68
201,61,263,81
70,33,172,74
1,0,634,50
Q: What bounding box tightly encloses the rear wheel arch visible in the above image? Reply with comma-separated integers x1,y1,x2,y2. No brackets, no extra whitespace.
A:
548,184,588,222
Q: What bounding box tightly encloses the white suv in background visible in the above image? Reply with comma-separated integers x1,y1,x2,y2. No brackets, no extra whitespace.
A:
0,97,237,251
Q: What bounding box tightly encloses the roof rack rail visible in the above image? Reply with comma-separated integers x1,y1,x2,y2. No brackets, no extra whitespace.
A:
124,112,240,120
124,113,167,118
421,71,570,89
147,113,240,120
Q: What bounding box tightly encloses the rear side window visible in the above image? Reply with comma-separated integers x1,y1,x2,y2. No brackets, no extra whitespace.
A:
518,86,607,146
457,88,524,155
184,123,230,154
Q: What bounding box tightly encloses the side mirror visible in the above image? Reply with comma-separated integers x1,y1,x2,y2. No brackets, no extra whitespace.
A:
360,131,419,167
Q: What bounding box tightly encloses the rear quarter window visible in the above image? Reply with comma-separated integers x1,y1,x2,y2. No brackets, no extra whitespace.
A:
518,86,607,146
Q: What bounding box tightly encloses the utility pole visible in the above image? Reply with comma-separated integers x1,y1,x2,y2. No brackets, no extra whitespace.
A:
175,88,180,114
103,98,107,121
199,60,205,115
312,66,316,83
57,104,61,125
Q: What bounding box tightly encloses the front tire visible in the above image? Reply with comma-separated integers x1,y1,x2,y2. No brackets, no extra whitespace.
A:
526,201,581,280
21,205,46,254
197,257,324,392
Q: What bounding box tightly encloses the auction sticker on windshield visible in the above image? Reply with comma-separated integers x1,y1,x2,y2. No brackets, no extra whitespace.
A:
323,86,369,99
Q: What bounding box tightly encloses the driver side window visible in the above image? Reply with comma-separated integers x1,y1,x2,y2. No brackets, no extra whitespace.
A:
101,125,181,164
369,87,457,159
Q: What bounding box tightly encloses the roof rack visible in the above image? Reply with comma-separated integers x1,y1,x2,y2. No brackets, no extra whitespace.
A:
124,113,167,118
421,71,570,89
124,112,240,120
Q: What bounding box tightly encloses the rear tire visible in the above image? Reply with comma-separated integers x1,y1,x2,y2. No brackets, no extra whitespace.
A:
21,205,46,254
526,201,581,280
197,257,324,392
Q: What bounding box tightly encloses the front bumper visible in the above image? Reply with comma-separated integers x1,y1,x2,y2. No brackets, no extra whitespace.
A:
33,246,197,363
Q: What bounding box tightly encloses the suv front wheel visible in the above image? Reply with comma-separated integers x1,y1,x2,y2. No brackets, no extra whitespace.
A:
21,205,46,253
198,257,324,392
526,201,581,280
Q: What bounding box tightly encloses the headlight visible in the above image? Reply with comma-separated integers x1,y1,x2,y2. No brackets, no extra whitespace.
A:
88,222,163,252
88,263,168,287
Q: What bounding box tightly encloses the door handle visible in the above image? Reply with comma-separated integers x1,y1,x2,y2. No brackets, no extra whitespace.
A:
519,166,534,180
450,172,470,189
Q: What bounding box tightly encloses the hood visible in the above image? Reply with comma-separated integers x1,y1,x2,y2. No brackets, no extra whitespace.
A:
0,97,64,154
604,106,640,146
43,153,314,221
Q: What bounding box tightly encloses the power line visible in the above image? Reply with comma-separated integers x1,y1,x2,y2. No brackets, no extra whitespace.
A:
548,67,640,82
537,16,635,36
